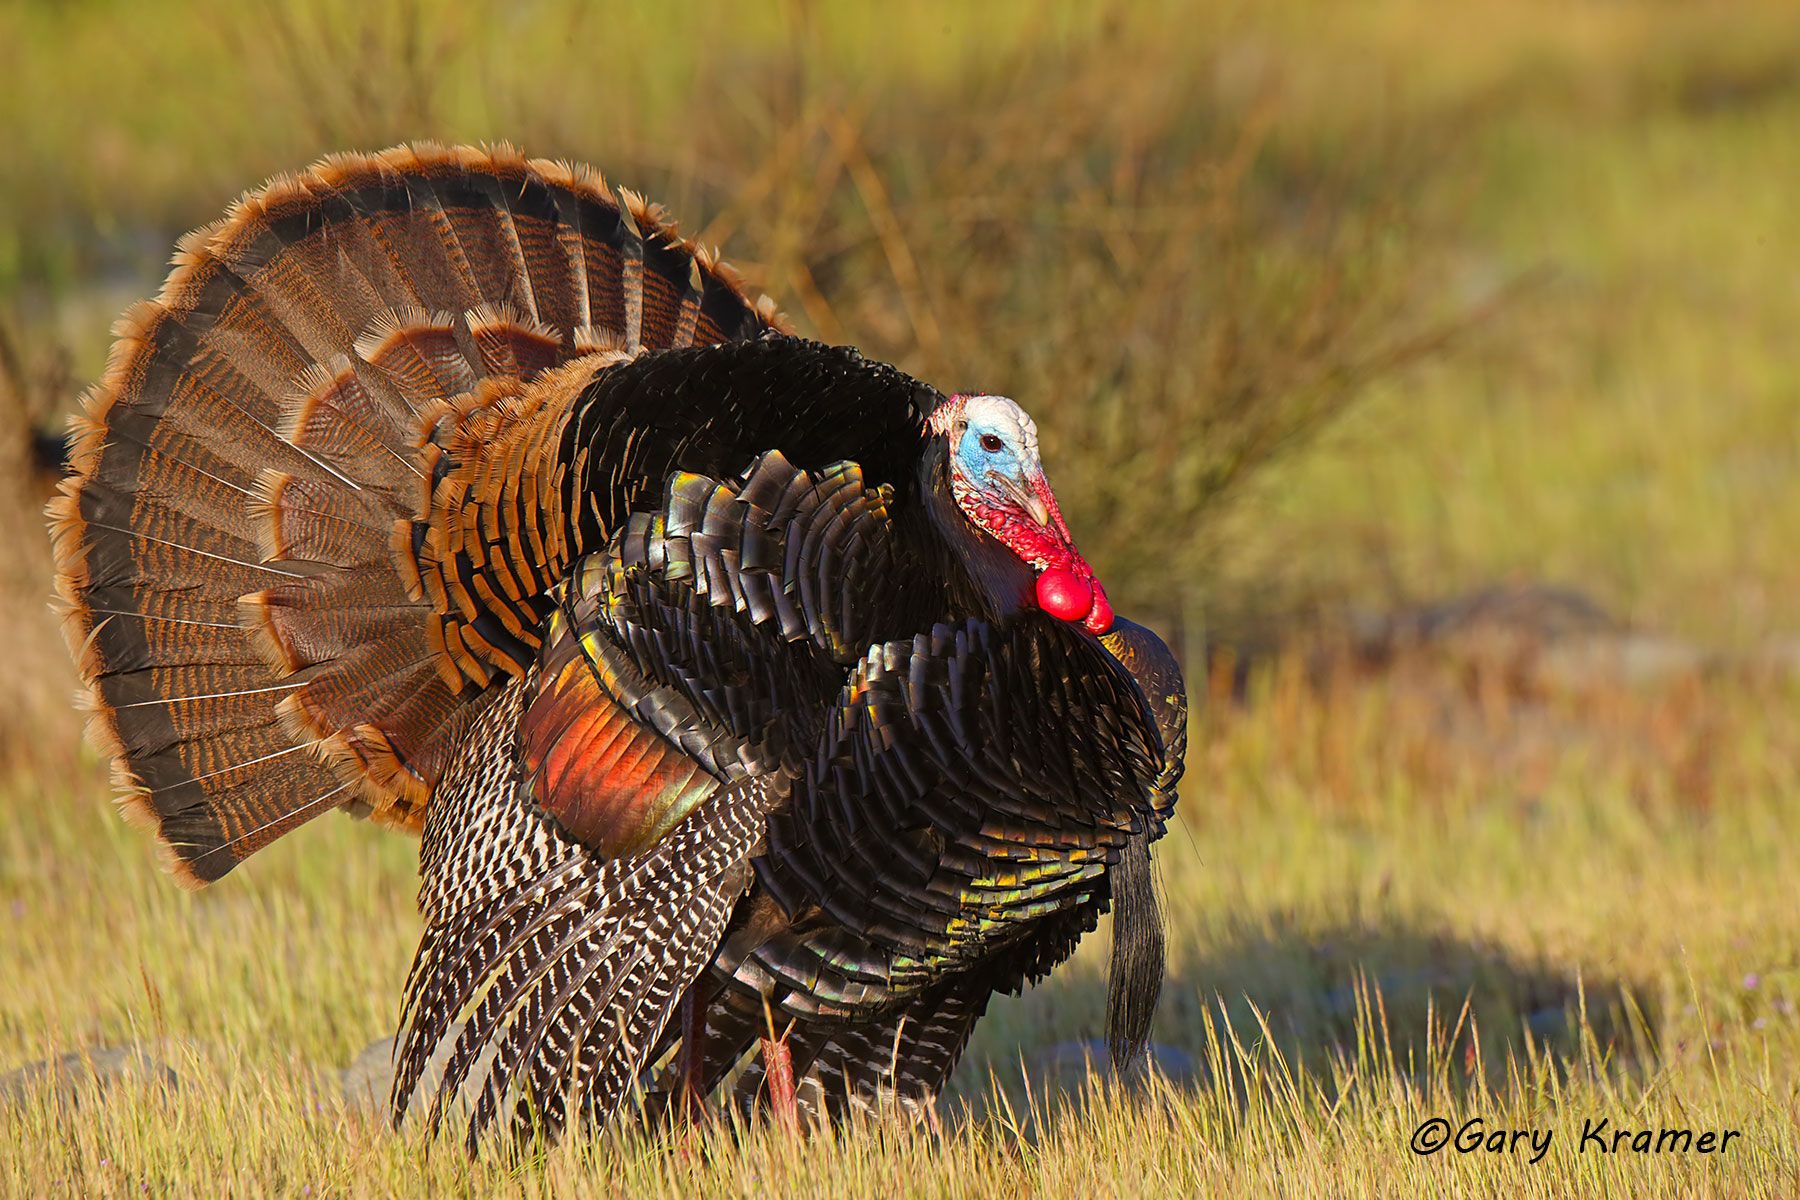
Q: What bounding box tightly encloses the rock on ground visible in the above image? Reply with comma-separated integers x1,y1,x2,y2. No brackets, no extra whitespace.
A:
0,1044,180,1109
341,1023,496,1125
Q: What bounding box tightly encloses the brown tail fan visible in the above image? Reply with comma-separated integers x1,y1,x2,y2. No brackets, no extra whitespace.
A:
48,142,784,885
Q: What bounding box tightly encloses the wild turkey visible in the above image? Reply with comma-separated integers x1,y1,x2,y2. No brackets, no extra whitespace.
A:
49,143,1187,1146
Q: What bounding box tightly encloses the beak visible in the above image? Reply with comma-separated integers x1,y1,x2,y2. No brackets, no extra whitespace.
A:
993,471,1052,528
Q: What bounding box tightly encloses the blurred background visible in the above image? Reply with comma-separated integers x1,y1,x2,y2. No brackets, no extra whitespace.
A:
7,1,1800,754
1,1,1797,1191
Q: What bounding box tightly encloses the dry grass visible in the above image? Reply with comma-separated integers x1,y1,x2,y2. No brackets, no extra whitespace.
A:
3,0,1799,1195
2,666,1796,1196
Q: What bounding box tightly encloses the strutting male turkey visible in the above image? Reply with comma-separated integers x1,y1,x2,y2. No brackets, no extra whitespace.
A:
49,143,1187,1147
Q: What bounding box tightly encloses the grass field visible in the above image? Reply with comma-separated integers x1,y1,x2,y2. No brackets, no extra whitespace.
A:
5,669,1797,1196
2,1,1799,1196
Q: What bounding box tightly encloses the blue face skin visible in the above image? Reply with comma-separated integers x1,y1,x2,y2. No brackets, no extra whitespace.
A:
955,417,1028,488
953,416,1053,531
939,393,1061,540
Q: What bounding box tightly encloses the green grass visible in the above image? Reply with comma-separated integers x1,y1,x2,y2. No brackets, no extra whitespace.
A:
3,0,1800,1195
1227,76,1800,649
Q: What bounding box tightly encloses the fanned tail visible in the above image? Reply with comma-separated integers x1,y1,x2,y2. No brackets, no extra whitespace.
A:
48,142,781,884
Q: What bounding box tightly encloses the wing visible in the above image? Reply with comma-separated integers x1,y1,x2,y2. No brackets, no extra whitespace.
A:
394,674,790,1148
394,447,940,1145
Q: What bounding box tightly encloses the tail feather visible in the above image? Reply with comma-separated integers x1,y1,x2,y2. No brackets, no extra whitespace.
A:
51,142,782,883
353,307,479,405
252,471,392,568
464,303,562,378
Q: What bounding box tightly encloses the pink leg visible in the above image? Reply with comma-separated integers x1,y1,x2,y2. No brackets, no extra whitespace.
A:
759,1034,798,1132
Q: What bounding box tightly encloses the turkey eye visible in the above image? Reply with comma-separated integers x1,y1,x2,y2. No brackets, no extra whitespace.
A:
979,434,1004,453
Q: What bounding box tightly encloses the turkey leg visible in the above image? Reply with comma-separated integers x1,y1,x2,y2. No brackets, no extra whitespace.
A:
677,985,713,1123
759,1033,798,1132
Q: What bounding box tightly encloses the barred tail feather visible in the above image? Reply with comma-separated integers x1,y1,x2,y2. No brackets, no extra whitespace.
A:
49,142,782,884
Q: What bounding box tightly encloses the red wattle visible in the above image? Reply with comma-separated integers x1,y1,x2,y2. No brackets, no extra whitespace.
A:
1084,584,1114,634
1035,568,1093,623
